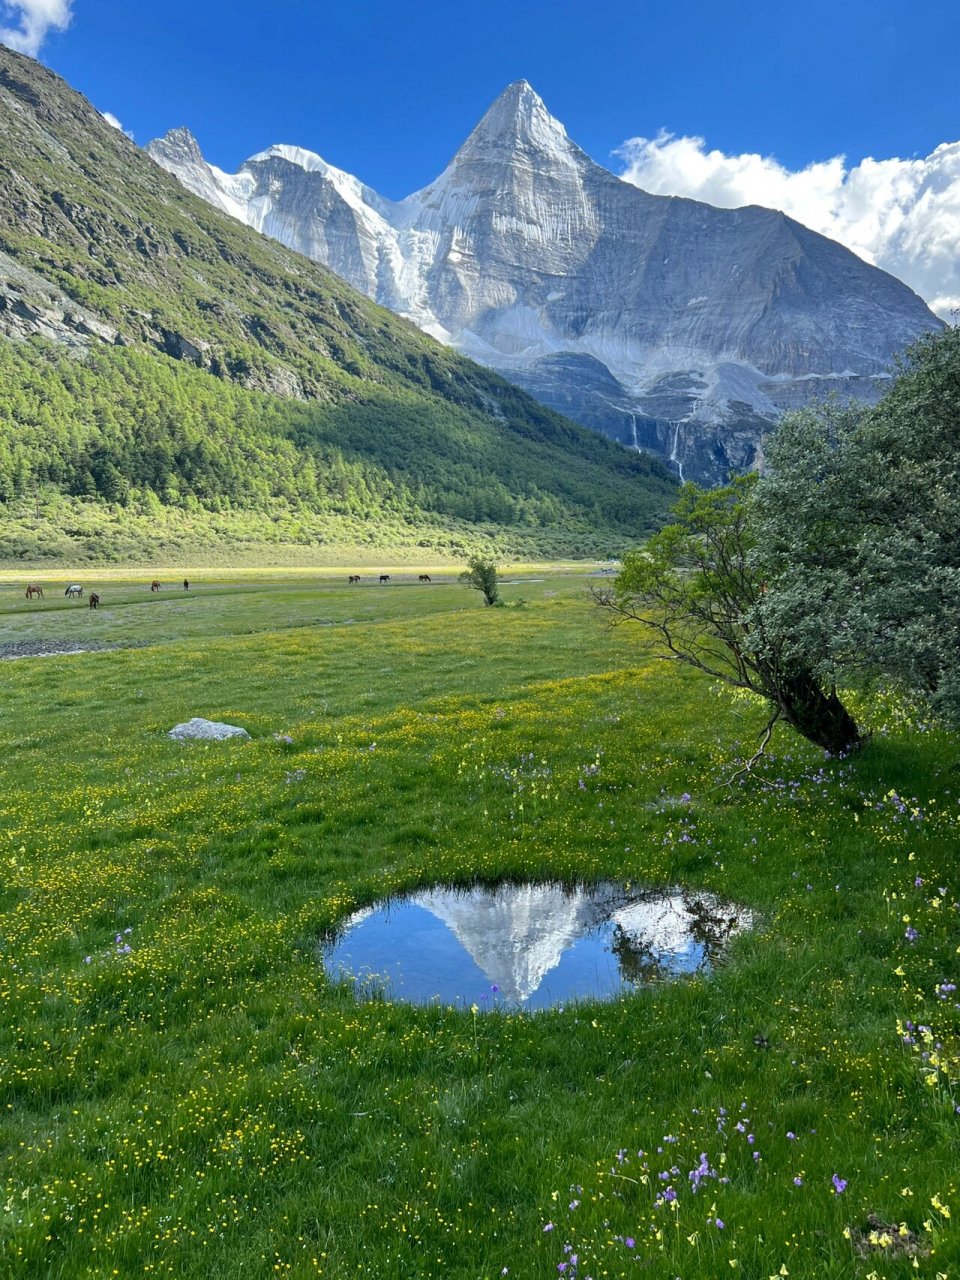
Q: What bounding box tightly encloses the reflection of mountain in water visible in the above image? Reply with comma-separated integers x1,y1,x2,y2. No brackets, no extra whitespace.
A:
413,883,751,1004
414,883,617,1003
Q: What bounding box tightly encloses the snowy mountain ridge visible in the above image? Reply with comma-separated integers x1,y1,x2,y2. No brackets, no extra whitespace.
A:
148,83,941,483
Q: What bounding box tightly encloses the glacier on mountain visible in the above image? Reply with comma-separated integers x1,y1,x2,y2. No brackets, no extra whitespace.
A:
148,83,941,483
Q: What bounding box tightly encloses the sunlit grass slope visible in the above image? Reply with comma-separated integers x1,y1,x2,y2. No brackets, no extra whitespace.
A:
0,573,957,1278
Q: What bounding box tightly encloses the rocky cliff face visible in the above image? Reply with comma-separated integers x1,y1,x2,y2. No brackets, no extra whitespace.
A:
150,82,942,484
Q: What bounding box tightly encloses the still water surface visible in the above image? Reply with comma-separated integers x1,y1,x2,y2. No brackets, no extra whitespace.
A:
321,881,752,1011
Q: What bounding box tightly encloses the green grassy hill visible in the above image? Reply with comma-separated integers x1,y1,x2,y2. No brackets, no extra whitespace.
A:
0,47,676,563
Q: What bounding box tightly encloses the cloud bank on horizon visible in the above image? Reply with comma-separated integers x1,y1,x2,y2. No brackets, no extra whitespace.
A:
618,132,960,320
0,0,71,56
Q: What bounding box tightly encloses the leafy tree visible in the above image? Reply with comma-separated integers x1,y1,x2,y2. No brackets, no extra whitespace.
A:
596,477,862,756
460,557,501,606
751,324,960,729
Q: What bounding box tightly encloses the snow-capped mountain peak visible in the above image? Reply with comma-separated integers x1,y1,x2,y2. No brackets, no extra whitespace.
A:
459,79,574,156
149,84,941,483
249,142,329,171
155,126,205,164
244,143,395,219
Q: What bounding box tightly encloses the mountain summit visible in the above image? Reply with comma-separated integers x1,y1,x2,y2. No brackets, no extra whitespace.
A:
459,80,576,156
150,84,942,482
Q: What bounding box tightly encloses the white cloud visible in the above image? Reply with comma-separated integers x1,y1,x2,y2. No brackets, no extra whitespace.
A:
102,110,134,140
0,0,72,57
618,132,960,320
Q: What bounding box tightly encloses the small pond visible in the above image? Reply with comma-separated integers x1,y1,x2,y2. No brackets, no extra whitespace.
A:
321,881,752,1011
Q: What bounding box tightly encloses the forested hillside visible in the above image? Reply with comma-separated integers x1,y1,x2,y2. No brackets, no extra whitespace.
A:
0,341,673,560
0,47,675,562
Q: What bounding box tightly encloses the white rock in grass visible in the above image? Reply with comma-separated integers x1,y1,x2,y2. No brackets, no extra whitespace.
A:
168,717,250,741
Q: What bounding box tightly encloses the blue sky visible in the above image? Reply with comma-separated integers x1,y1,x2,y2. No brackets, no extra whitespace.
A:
3,0,959,313
11,0,959,195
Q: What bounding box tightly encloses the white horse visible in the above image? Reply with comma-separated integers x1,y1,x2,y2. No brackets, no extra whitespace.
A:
65,584,83,598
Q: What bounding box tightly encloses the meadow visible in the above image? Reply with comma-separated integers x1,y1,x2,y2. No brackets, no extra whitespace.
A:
0,568,957,1279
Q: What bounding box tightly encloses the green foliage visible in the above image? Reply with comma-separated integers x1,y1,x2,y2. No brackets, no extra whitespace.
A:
601,477,862,755
0,339,675,561
753,324,960,729
459,556,500,605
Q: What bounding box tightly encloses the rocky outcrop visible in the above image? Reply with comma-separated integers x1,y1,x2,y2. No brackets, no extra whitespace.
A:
0,252,121,350
168,717,250,741
150,83,942,483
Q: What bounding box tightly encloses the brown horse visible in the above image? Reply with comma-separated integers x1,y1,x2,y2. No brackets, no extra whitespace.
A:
89,592,101,609
25,584,43,599
348,574,361,584
418,574,431,583
151,580,161,592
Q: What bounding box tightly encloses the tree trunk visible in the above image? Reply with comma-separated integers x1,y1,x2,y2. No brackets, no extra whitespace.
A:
777,672,861,755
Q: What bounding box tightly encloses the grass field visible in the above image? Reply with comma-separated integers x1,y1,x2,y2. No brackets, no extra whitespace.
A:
0,570,957,1278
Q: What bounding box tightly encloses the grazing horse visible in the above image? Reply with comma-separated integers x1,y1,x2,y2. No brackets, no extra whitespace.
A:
25,584,43,599
65,584,83,598
151,580,161,592
183,580,189,591
418,574,431,583
348,574,361,584
88,592,100,609
379,574,390,584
